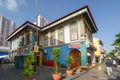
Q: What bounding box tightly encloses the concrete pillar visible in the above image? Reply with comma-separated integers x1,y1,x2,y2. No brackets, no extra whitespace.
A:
39,50,42,66
80,41,88,66
91,52,96,66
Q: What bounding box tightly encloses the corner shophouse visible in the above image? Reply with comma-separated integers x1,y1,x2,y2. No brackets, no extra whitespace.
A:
6,5,98,68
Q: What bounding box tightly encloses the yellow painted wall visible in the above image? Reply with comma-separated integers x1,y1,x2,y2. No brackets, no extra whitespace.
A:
32,50,43,66
93,38,100,57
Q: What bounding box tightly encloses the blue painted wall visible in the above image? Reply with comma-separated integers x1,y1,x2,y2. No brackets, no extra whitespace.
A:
45,44,71,67
44,44,87,67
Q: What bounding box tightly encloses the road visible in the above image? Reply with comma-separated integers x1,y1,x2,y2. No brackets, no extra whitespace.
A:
0,63,65,80
0,63,120,80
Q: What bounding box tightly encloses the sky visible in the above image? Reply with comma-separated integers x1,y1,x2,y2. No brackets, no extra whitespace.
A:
0,0,120,53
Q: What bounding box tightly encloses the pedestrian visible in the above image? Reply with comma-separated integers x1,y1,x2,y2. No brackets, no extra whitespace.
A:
105,58,113,76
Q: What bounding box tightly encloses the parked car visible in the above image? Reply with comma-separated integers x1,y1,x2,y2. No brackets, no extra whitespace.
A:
0,55,10,63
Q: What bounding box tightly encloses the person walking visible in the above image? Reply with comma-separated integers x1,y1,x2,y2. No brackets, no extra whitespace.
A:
105,58,113,76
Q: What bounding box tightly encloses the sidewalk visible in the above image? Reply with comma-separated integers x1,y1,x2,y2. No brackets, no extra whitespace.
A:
74,64,108,80
70,64,108,80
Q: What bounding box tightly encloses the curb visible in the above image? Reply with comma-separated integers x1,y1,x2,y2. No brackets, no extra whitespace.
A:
62,63,101,80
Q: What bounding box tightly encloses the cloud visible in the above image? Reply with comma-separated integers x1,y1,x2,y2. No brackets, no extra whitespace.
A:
0,0,3,6
5,0,18,12
0,0,27,12
17,0,27,5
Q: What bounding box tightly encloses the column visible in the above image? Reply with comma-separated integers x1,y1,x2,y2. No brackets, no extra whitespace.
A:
39,50,42,66
29,30,34,55
91,52,96,66
80,41,88,66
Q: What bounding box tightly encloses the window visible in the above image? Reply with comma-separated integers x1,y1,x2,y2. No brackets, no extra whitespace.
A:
85,27,88,40
26,33,30,44
58,27,64,44
5,22,10,37
50,30,55,45
1,21,5,35
44,34,48,46
70,21,78,41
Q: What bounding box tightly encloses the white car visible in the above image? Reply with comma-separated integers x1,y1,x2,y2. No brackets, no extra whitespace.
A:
0,55,9,59
0,55,10,63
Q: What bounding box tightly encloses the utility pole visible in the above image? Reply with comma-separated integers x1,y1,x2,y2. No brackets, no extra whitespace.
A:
36,0,38,26
34,0,38,72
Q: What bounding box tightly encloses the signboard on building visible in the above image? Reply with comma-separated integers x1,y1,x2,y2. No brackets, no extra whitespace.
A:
69,43,80,48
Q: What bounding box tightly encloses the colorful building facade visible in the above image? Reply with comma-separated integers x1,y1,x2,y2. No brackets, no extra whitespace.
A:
7,5,98,68
93,38,106,63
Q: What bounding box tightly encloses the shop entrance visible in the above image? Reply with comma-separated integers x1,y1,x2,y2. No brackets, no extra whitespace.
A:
37,53,39,66
69,49,81,68
33,50,43,66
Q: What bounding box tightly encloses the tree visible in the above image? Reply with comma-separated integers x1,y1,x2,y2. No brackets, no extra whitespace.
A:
23,55,35,80
112,33,120,56
52,47,62,74
66,56,74,70
112,33,120,47
103,33,120,62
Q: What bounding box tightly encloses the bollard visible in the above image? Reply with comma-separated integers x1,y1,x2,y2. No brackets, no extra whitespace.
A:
98,66,102,71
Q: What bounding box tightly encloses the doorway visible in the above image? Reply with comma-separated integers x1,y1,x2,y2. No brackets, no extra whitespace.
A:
37,53,39,66
69,49,81,68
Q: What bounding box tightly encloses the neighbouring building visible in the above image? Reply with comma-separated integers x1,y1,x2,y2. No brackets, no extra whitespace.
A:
37,15,49,27
0,14,16,56
93,38,106,63
6,5,98,68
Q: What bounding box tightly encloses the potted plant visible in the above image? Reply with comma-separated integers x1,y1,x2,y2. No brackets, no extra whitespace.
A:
66,56,74,76
52,47,62,80
75,59,81,73
76,65,81,73
23,55,35,80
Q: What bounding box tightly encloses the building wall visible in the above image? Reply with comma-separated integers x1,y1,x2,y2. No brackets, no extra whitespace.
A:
9,15,95,67
43,17,92,66
93,38,105,63
0,15,16,48
37,15,49,27
93,38,100,57
42,17,92,47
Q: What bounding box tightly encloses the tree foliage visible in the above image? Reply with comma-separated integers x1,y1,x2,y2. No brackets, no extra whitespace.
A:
22,55,35,80
103,33,120,62
52,47,62,73
112,33,120,47
66,56,74,70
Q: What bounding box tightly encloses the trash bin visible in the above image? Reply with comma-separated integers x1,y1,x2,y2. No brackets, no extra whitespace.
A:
19,56,24,68
14,56,20,68
47,60,54,67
